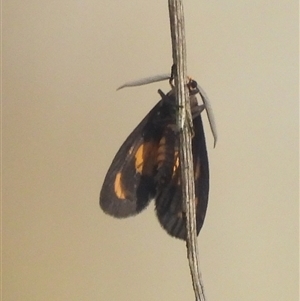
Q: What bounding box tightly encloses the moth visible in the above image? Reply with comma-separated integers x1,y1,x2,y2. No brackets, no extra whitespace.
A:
100,77,216,240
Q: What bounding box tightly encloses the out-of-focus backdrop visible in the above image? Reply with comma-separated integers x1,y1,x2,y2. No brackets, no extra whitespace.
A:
3,1,298,300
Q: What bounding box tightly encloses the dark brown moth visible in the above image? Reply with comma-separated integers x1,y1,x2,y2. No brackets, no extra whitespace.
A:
100,79,210,240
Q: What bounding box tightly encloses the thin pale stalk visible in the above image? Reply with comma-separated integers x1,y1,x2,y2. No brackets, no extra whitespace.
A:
168,1,207,301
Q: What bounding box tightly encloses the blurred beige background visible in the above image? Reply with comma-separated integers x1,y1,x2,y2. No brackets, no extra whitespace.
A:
2,1,298,300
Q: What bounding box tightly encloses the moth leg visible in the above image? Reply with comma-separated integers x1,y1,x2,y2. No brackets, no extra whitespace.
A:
157,89,166,99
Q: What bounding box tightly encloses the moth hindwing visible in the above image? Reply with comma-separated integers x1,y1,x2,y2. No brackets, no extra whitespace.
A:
100,79,209,240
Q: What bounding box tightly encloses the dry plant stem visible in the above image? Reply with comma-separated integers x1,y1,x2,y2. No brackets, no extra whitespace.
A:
168,1,206,301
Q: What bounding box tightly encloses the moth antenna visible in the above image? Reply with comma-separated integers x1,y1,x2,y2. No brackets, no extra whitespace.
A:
117,74,171,90
196,83,218,147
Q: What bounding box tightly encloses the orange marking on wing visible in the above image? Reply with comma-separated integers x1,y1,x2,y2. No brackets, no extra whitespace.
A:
135,142,157,175
114,172,126,199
